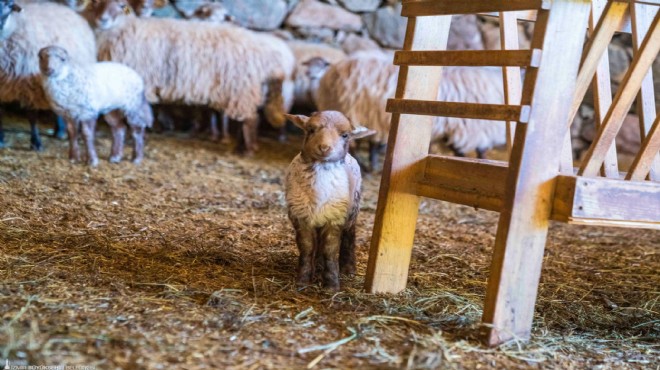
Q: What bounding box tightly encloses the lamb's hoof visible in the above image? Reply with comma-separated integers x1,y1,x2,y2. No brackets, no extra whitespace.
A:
234,147,255,157
53,131,67,140
324,281,340,292
109,155,122,163
88,158,99,167
340,266,356,278
30,141,43,152
131,157,143,165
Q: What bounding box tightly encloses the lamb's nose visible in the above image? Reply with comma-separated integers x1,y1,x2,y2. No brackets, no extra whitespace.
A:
319,144,331,154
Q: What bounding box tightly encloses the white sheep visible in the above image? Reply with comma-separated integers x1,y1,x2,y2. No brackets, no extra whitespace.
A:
285,111,375,290
307,51,507,171
0,0,96,150
38,46,152,166
86,0,293,155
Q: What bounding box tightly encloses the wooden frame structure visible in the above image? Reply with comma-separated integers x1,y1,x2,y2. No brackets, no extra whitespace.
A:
365,0,660,346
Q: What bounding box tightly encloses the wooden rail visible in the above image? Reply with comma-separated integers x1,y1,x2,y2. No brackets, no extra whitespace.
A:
394,50,542,67
402,0,551,16
386,99,531,123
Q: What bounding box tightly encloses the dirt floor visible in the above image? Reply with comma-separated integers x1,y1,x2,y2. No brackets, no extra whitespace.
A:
0,117,658,370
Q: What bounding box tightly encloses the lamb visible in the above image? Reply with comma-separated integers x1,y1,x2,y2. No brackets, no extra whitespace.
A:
307,51,507,171
0,0,96,150
38,45,152,166
86,0,293,155
285,111,374,290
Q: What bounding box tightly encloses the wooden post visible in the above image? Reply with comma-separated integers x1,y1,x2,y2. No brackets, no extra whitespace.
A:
482,0,591,346
365,16,452,294
499,11,523,157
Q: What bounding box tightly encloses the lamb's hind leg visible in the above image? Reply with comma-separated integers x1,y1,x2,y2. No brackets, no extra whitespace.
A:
320,225,342,291
339,222,357,277
80,118,98,167
53,115,67,140
292,218,316,287
130,125,146,164
28,110,42,151
105,111,126,163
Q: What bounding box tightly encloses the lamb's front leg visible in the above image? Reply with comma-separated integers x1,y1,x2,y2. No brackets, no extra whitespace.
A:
320,224,343,291
80,119,98,167
130,125,146,164
104,111,126,163
293,218,317,287
339,222,357,277
66,118,80,162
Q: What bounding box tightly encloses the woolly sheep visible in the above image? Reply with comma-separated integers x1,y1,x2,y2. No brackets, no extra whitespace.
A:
307,51,507,171
86,0,293,155
0,0,96,150
38,46,152,166
284,111,374,290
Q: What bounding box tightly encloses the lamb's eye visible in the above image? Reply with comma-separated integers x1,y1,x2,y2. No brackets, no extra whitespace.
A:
341,133,349,139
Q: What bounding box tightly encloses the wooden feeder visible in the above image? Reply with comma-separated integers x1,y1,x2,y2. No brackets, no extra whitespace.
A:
364,0,659,346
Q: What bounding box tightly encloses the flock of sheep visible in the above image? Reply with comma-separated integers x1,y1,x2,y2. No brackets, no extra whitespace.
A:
0,0,508,170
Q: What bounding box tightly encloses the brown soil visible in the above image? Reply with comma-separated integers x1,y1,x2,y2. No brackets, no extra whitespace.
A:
0,117,658,369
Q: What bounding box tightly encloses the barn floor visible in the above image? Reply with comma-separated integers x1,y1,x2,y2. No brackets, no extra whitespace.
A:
0,117,658,370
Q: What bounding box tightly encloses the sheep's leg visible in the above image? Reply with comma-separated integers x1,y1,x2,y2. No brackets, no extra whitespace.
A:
105,111,126,163
249,117,260,152
66,118,81,162
220,113,231,145
320,225,342,290
28,110,42,151
234,117,258,156
80,119,98,167
368,141,380,173
292,218,316,287
53,116,67,140
209,110,219,142
0,108,5,149
448,144,465,157
278,126,287,143
339,222,357,277
476,148,487,159
130,125,146,164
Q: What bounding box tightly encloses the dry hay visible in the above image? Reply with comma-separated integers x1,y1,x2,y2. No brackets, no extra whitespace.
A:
0,116,658,370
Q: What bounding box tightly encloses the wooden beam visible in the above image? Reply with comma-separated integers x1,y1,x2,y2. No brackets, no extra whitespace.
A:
393,49,542,67
482,1,591,346
630,2,660,180
626,115,660,180
364,16,452,295
402,0,551,17
552,175,660,228
499,11,524,155
387,99,531,123
478,9,633,33
416,156,508,212
580,11,660,177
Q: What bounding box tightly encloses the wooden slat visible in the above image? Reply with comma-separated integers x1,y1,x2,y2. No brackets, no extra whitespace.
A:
402,0,550,17
417,155,508,212
365,15,452,295
499,11,523,156
483,1,591,346
387,99,531,123
479,9,632,33
630,3,660,180
580,11,660,177
552,175,660,228
627,115,660,180
393,49,541,67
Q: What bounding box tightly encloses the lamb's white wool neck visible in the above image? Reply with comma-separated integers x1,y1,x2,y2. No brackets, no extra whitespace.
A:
47,65,72,81
0,14,16,40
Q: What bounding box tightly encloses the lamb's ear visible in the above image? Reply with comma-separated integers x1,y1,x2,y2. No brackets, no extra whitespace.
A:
351,125,376,140
285,114,309,130
11,3,22,12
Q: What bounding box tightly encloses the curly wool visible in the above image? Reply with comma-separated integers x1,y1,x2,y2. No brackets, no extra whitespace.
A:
315,51,506,154
0,2,95,110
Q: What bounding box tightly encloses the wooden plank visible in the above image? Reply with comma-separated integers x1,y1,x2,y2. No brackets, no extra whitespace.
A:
364,16,452,295
417,156,508,212
552,175,660,227
630,3,660,180
482,1,591,346
627,115,660,180
499,11,524,155
580,11,660,177
402,0,550,17
393,49,542,67
479,10,632,33
387,99,531,123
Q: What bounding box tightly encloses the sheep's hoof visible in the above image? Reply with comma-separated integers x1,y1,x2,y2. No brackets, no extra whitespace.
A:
132,157,143,165
109,155,122,163
340,265,356,278
30,141,43,152
324,281,340,292
53,131,67,140
88,158,99,167
220,137,232,145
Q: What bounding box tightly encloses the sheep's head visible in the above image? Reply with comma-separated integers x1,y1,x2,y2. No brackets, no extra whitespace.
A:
192,3,234,23
0,0,21,33
128,0,154,17
38,46,70,78
88,0,131,30
302,57,331,82
286,111,375,163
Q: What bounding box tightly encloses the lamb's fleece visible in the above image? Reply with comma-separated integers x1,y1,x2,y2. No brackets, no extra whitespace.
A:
96,16,276,122
315,51,506,154
41,58,151,127
0,2,95,110
287,40,346,109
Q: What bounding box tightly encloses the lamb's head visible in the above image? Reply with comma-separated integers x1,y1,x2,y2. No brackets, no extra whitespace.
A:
286,111,375,163
192,3,234,23
0,0,21,34
303,57,330,82
88,0,131,30
38,46,71,79
128,0,154,17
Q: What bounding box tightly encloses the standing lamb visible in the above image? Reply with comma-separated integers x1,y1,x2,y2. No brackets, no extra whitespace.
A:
0,0,96,150
38,46,152,166
86,0,293,155
285,111,374,290
307,51,507,171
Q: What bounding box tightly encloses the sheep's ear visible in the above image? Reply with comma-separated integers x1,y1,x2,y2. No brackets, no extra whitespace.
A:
351,125,376,140
11,3,22,12
285,114,309,130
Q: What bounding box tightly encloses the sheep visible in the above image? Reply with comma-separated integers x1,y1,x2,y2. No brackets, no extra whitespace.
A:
38,45,152,166
86,0,293,155
285,111,375,290
0,0,96,150
307,51,507,171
